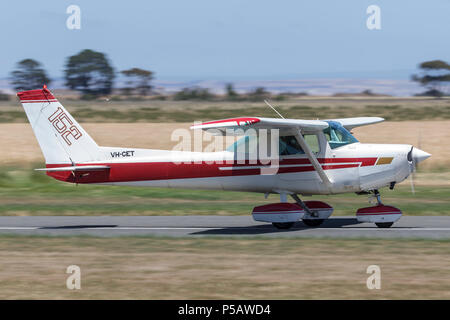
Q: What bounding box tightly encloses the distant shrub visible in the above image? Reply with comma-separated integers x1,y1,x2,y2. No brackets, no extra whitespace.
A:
152,95,167,100
0,93,9,101
247,87,270,101
109,95,122,101
80,93,98,100
173,88,214,100
416,89,444,98
273,94,286,101
127,96,144,101
361,89,375,96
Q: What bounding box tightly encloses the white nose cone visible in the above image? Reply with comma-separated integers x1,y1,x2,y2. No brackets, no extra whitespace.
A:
412,147,431,164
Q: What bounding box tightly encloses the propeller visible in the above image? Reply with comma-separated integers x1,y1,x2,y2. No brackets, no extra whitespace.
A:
407,147,416,195
407,146,431,195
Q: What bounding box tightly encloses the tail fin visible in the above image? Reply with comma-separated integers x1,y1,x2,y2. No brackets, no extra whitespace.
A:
17,86,100,165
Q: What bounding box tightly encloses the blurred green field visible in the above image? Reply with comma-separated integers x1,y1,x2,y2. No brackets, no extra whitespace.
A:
1,97,450,122
0,166,448,216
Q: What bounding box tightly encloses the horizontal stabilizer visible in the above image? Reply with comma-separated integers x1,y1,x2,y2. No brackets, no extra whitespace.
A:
35,165,110,172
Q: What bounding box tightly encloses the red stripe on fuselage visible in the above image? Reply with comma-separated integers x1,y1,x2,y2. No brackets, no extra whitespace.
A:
229,157,377,167
45,157,377,184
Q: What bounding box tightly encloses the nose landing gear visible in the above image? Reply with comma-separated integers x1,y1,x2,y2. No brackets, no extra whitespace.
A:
356,190,402,228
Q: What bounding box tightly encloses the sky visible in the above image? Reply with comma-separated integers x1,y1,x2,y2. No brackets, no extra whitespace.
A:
0,0,449,82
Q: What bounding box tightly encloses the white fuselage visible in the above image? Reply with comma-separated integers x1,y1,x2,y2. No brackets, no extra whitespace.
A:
68,142,413,196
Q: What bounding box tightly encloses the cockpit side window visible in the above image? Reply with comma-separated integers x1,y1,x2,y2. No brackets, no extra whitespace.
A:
323,121,358,149
279,136,303,155
303,134,320,153
227,134,320,156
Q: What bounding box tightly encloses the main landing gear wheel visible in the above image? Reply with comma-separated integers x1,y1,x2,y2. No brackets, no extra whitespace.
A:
375,222,394,228
272,222,295,229
302,219,324,227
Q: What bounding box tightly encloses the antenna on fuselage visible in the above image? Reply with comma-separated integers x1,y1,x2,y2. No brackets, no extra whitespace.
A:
264,100,285,119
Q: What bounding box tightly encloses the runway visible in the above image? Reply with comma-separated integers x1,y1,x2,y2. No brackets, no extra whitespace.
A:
0,216,449,238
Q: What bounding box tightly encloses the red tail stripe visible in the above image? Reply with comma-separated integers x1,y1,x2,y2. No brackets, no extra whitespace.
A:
17,88,56,102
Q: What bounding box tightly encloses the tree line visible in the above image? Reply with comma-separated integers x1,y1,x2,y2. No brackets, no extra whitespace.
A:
411,60,450,97
9,49,153,98
6,49,450,98
7,49,284,101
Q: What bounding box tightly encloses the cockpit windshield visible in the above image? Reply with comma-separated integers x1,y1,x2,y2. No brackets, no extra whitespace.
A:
323,121,358,149
225,121,357,154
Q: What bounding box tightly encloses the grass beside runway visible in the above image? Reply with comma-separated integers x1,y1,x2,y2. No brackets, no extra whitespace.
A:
1,97,450,123
0,235,449,299
0,167,449,216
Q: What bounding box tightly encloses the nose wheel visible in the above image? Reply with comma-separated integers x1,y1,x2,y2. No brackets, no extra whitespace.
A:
372,190,394,228
375,222,394,228
356,190,402,228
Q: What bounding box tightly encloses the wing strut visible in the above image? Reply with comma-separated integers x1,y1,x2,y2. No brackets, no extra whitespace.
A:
293,129,332,190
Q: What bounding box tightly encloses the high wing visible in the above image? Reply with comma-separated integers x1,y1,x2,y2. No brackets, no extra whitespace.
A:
328,117,384,130
190,117,329,135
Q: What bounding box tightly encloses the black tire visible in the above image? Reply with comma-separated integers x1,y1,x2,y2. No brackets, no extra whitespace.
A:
375,222,394,228
272,222,295,229
302,219,324,227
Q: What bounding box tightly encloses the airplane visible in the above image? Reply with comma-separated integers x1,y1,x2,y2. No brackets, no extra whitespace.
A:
17,85,431,229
